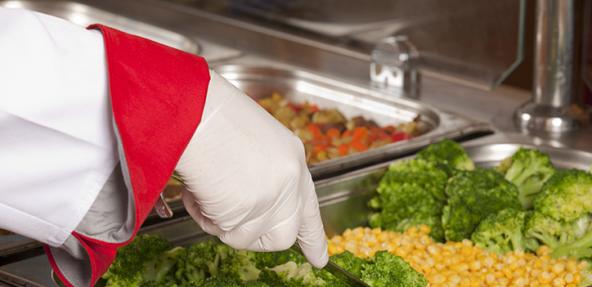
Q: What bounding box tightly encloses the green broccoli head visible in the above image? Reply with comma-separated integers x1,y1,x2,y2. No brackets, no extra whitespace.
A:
254,249,305,269
548,216,592,260
361,251,428,287
496,148,555,209
259,261,327,287
471,209,527,254
379,159,449,201
525,212,592,260
534,169,592,222
218,249,261,283
103,234,173,287
416,139,475,174
524,212,574,249
442,169,522,242
370,159,448,241
330,251,366,278
174,240,219,285
200,276,271,287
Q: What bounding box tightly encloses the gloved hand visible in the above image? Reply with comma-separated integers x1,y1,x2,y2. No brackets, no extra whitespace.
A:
176,71,329,268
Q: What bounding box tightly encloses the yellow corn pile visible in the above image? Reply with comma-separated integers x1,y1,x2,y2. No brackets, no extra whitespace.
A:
327,226,589,287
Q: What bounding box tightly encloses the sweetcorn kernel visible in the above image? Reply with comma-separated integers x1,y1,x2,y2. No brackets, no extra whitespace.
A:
327,226,587,287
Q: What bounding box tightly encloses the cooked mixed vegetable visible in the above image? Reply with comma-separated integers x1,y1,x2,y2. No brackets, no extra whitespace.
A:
107,140,592,287
362,140,592,286
102,234,425,287
257,93,420,164
328,226,591,287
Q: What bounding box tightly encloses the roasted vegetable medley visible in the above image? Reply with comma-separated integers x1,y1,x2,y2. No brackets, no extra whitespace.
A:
257,93,420,164
101,234,426,287
364,139,592,286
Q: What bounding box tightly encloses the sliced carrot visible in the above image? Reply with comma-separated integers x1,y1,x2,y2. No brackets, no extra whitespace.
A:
307,124,323,140
338,144,350,156
351,140,368,152
352,127,369,141
326,128,341,139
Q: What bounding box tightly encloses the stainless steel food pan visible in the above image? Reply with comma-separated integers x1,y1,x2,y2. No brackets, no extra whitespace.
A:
214,65,490,179
3,143,589,286
316,143,592,235
0,0,200,54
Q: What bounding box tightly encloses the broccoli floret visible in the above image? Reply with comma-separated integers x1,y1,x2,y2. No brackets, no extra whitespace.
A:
201,276,271,287
174,240,219,285
525,213,592,259
254,249,305,269
218,248,261,283
471,209,528,254
259,261,327,286
442,169,522,241
369,159,448,241
330,251,366,277
524,212,576,249
534,170,592,222
416,139,475,175
102,234,172,287
549,215,592,260
524,211,592,260
524,170,592,260
360,251,428,287
496,148,555,209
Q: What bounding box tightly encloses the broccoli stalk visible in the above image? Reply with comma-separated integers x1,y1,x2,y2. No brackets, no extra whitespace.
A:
496,148,555,209
525,214,592,260
552,231,592,259
524,213,577,250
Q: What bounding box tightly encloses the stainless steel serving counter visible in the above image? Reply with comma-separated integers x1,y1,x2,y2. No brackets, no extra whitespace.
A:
0,0,590,285
2,142,591,287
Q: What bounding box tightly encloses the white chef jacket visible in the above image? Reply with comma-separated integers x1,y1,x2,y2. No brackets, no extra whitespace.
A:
0,8,118,247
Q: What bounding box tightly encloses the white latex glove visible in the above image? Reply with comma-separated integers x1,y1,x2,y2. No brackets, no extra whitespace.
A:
176,71,329,268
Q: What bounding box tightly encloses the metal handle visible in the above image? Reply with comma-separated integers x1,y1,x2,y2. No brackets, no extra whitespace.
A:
289,245,370,287
154,193,174,218
370,36,421,98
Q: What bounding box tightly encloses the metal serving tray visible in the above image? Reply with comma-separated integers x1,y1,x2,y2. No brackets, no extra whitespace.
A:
0,0,200,54
213,65,489,179
2,143,590,286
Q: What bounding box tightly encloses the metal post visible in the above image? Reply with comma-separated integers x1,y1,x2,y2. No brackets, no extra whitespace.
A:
515,0,579,132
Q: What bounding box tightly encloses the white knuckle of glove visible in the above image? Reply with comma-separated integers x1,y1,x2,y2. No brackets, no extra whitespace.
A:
176,71,329,268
